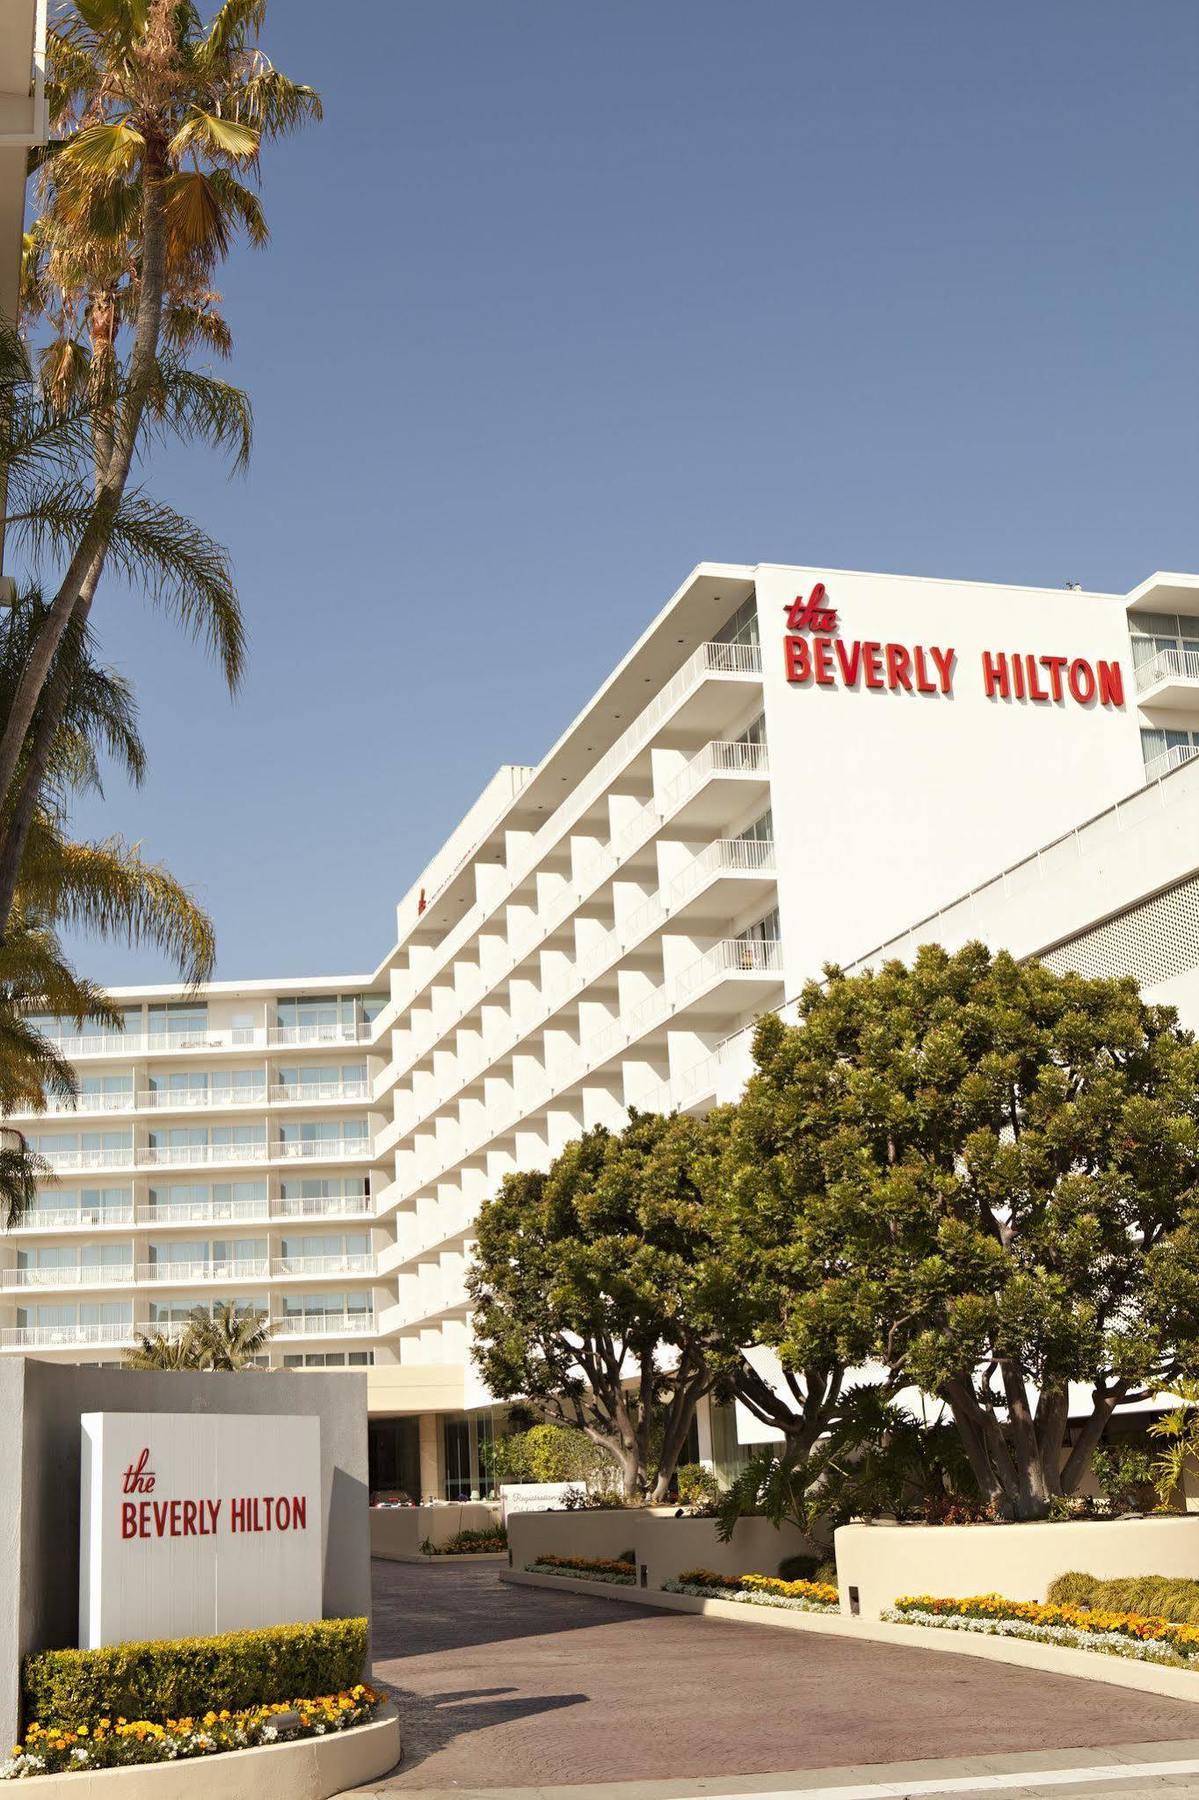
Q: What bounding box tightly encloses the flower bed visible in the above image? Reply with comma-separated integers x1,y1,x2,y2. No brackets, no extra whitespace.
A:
662,1568,839,1613
524,1553,637,1586
885,1593,1199,1671
422,1527,508,1555
1,1684,381,1780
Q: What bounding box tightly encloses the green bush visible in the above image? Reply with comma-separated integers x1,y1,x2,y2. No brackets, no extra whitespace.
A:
675,1463,720,1510
24,1617,368,1730
1047,1572,1199,1625
813,1558,838,1586
776,1553,818,1582
488,1424,620,1490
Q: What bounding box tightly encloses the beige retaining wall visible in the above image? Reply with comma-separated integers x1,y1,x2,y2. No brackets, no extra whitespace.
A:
370,1502,500,1560
506,1508,821,1590
835,1516,1199,1621
9,1704,400,1800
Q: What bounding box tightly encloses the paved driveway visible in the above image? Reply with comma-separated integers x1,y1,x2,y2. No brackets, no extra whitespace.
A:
355,1559,1199,1793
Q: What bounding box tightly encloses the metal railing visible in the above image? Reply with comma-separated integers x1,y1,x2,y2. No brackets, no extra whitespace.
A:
1143,742,1199,783
272,1254,373,1278
269,1081,370,1104
273,1312,375,1337
142,1087,267,1110
142,1142,269,1167
1134,647,1199,693
1,1322,134,1348
137,1260,269,1284
1,1264,134,1289
38,1148,135,1172
33,1022,372,1058
277,1137,371,1161
14,1206,134,1231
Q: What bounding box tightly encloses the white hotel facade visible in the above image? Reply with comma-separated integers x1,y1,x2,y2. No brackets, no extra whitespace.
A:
7,561,1199,1500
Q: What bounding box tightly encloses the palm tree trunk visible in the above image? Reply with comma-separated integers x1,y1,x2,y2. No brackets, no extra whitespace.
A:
0,158,169,885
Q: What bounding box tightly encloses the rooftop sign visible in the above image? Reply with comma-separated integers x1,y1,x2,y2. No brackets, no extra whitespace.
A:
783,585,1124,709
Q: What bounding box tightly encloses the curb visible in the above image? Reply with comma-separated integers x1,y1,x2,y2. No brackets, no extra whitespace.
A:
503,1570,1199,1705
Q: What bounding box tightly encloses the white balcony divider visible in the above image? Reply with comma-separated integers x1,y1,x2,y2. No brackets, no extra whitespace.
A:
389,641,765,1019
1144,742,1199,783
392,828,776,1140
1135,647,1199,693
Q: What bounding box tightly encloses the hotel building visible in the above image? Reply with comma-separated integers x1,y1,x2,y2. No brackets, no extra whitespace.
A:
5,562,1199,1499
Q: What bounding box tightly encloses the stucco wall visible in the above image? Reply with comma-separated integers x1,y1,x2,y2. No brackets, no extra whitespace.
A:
835,1516,1199,1621
506,1507,821,1589
370,1502,499,1559
1,1361,371,1750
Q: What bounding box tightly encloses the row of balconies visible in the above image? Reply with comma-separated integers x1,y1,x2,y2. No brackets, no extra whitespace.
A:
375,642,765,1044
379,934,783,1228
9,1192,375,1233
388,833,775,1147
22,1078,373,1121
0,1253,376,1291
0,1312,376,1351
30,1021,374,1062
382,738,770,1095
32,1135,376,1174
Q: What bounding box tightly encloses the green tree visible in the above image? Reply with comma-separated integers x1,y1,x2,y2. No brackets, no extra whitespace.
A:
488,1422,620,1490
0,0,318,937
742,942,1199,1520
125,1300,271,1371
468,1112,724,1502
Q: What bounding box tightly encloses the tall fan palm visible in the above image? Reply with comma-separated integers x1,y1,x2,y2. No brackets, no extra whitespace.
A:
191,1299,272,1370
0,0,317,938
0,582,215,1223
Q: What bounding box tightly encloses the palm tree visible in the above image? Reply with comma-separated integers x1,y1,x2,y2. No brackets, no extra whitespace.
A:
124,1325,204,1370
0,580,215,1222
191,1299,272,1370
0,0,318,940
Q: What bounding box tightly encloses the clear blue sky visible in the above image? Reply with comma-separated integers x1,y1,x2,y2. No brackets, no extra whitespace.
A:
61,0,1199,985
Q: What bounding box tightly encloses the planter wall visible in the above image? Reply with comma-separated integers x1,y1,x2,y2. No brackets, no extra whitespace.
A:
370,1501,500,1560
505,1509,821,1591
5,1704,400,1800
835,1516,1199,1621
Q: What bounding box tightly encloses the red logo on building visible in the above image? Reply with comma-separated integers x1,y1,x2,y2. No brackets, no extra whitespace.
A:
784,582,838,634
121,1447,156,1494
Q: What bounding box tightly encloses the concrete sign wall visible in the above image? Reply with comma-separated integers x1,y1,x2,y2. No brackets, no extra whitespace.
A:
79,1411,322,1648
499,1482,574,1520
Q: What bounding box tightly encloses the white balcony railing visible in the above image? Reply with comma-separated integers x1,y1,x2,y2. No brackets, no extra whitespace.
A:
142,1087,267,1110
14,1206,134,1232
137,1259,269,1284
277,1138,371,1161
1,1322,134,1349
1135,647,1199,694
135,1199,268,1227
7,1194,374,1234
39,1148,135,1173
1,1263,135,1290
272,1312,375,1337
142,1142,269,1168
272,1194,373,1219
270,1081,370,1105
272,1254,374,1279
39,1091,136,1115
33,1022,372,1059
1143,742,1199,783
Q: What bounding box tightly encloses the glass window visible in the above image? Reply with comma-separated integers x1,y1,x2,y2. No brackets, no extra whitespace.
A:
279,1177,367,1201
734,713,767,749
738,809,773,846
147,1003,209,1040
713,594,759,648
80,1073,134,1098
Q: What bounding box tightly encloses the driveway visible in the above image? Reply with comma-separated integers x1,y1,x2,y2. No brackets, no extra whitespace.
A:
354,1558,1199,1793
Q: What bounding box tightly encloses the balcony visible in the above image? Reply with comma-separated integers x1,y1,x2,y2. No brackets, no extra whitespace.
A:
1135,648,1199,709
39,1148,135,1173
1,1264,134,1290
11,1206,134,1232
272,1312,375,1338
1143,742,1199,784
277,1137,372,1162
0,1322,134,1350
142,1087,267,1111
142,1141,269,1169
33,1022,372,1060
137,1259,269,1284
5,1193,375,1234
271,1254,374,1279
136,1198,269,1227
272,1193,373,1220
270,1080,371,1106
387,935,784,1223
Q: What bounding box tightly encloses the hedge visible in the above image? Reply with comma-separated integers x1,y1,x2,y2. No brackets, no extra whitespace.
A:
1048,1571,1199,1626
23,1617,368,1730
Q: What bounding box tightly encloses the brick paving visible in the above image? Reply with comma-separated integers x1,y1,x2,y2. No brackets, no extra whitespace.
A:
354,1559,1199,1792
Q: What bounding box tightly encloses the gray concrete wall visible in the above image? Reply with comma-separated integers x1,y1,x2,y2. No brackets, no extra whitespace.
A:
0,1361,371,1748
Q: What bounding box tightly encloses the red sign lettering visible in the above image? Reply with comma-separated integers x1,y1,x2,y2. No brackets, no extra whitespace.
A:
784,582,838,634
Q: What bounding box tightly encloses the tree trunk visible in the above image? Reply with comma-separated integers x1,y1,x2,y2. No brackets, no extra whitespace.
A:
0,154,169,905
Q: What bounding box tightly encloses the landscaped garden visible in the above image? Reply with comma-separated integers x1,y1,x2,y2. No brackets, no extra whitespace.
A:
1,1618,385,1782
524,1552,638,1586
422,1527,509,1556
661,1570,839,1612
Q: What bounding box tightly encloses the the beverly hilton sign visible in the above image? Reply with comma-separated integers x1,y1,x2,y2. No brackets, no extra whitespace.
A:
80,1412,322,1647
783,582,1125,708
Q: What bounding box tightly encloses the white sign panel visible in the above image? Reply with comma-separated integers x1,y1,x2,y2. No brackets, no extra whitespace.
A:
499,1482,574,1521
79,1412,322,1648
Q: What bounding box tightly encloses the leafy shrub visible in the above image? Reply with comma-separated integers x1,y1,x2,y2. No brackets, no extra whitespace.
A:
525,1553,637,1583
777,1553,817,1582
813,1558,838,1586
422,1527,507,1555
23,1618,368,1732
675,1464,720,1511
489,1425,620,1490
562,1484,627,1510
1090,1445,1159,1515
1047,1571,1199,1625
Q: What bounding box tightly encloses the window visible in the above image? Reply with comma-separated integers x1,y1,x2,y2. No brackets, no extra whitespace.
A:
280,1176,367,1201
80,1073,133,1099
276,1062,366,1093
734,906,781,969
738,809,773,846
147,1295,267,1324
1129,611,1199,674
280,1118,367,1145
286,1350,375,1369
444,1419,472,1501
734,713,767,748
148,1002,209,1041
280,1232,369,1263
713,594,759,648
1140,726,1199,780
